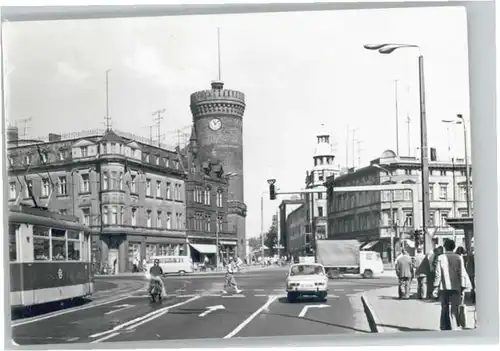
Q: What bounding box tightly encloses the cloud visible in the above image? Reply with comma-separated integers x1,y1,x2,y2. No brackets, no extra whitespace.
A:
56,61,89,81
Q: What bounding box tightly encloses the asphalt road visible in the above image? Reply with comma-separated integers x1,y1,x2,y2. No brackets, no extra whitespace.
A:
11,268,398,345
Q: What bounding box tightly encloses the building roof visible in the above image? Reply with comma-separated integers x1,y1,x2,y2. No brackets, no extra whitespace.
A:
99,129,123,143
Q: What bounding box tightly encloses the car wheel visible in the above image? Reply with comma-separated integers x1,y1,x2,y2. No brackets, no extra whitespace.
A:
287,292,297,303
178,270,186,276
363,269,373,279
328,269,341,279
317,292,327,302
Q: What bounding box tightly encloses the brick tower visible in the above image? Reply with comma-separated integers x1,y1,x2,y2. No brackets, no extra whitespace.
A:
190,80,247,259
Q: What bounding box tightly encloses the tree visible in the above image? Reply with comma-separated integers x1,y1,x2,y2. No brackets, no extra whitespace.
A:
248,237,261,253
264,225,278,256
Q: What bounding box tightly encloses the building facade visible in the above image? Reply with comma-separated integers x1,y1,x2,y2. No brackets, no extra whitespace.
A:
278,199,305,256
325,149,473,262
190,80,247,259
182,126,236,265
7,127,232,273
304,125,339,249
285,203,309,257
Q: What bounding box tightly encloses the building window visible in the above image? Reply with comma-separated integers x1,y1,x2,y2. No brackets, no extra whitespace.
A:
111,207,118,225
459,184,467,201
404,211,413,227
131,208,137,226
81,146,88,157
156,157,160,165
58,176,67,196
130,175,136,193
204,188,211,205
440,211,449,227
110,143,116,154
120,206,124,224
440,170,447,176
146,179,151,196
119,173,123,190
429,211,435,226
82,208,90,226
24,180,33,198
166,212,172,229
459,210,468,217
81,174,90,193
177,213,183,229
175,184,181,201
146,210,152,227
9,182,16,200
111,172,118,189
166,182,171,199
156,181,162,198
439,184,448,200
103,207,108,225
40,152,47,163
217,190,223,208
317,192,323,200
318,206,323,217
318,173,324,181
217,216,223,232
405,169,411,175
429,184,434,200
165,158,170,167
145,154,150,162
25,155,31,165
157,211,162,228
59,151,64,160
103,173,109,190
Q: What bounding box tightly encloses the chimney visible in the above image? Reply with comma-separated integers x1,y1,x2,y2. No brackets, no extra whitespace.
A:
49,133,61,142
430,148,437,161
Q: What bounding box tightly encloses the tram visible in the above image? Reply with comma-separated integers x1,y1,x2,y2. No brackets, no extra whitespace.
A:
8,205,94,308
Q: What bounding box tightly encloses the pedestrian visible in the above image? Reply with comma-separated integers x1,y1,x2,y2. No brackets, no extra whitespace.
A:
414,247,428,299
427,246,443,299
395,249,413,299
222,257,242,294
455,246,472,305
432,239,472,330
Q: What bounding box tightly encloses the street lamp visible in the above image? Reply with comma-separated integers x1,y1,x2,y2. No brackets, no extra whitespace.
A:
442,115,472,216
373,164,396,264
364,43,431,254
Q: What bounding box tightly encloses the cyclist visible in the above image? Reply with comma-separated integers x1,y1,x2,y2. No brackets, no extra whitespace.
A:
149,259,167,297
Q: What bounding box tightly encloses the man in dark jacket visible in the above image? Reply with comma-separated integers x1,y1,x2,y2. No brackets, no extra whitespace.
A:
395,249,413,299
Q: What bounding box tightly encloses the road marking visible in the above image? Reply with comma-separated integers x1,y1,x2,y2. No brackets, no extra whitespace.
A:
199,305,225,317
298,304,330,318
223,295,278,339
253,289,265,292
254,294,267,297
11,295,132,327
205,294,222,297
195,289,205,292
90,296,200,341
66,337,80,342
90,332,119,343
273,289,284,291
222,294,245,298
104,304,134,315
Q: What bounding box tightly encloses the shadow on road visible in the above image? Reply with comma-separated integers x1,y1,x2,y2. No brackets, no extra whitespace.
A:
277,297,327,304
377,323,436,332
11,298,92,320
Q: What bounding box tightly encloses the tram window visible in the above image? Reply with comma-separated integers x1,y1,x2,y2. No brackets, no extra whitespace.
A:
68,241,81,261
9,224,18,262
51,229,67,260
33,225,50,260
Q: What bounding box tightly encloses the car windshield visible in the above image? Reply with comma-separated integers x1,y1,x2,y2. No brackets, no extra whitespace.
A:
290,265,324,276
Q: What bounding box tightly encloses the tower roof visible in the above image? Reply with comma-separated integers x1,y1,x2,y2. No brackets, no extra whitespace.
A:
190,81,246,120
99,129,123,143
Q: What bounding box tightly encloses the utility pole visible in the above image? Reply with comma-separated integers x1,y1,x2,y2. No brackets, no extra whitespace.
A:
356,139,364,167
394,79,400,155
351,128,359,168
217,27,222,81
105,70,112,131
152,108,165,147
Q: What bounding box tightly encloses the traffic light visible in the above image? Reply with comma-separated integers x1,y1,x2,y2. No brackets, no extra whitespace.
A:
268,179,277,200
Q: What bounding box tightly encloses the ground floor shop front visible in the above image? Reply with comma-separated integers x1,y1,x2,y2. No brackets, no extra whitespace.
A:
187,237,238,268
92,232,187,274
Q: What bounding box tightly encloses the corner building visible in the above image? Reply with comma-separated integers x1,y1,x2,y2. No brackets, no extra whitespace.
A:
190,80,247,259
7,129,188,274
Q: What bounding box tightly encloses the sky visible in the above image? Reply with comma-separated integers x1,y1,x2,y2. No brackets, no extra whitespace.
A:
3,6,470,239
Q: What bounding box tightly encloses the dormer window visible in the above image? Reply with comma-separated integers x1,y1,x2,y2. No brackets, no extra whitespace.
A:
145,154,150,162
81,146,88,157
110,143,116,154
59,151,64,160
40,152,48,163
165,158,170,167
24,155,31,165
156,156,160,166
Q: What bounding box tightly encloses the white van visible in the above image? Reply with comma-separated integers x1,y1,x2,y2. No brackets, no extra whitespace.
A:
146,255,194,275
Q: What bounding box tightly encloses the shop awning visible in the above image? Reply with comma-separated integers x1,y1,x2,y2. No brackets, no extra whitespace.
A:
362,240,379,250
220,241,237,246
189,243,217,254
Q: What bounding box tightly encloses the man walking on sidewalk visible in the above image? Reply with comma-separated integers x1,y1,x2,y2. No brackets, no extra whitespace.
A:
433,239,470,330
414,248,427,299
395,249,413,299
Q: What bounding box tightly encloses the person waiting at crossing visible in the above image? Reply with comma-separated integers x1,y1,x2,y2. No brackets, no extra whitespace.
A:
222,257,242,294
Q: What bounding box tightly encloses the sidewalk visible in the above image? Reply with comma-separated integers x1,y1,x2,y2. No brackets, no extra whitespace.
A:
361,285,477,333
